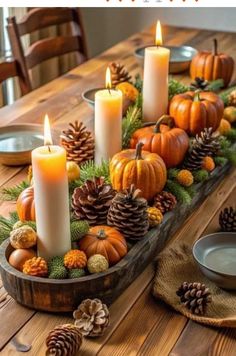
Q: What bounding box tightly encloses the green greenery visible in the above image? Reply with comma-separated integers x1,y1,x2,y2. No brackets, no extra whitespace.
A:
134,74,142,92
185,185,197,199
122,95,142,149
206,79,224,92
193,169,209,183
166,180,192,205
219,86,236,106
1,180,29,202
76,160,111,186
224,128,236,142
167,168,180,180
68,268,86,279
71,220,90,242
0,212,19,244
168,79,189,100
214,156,228,166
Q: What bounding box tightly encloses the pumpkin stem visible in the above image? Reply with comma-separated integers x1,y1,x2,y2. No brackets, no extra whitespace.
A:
193,90,201,102
135,142,144,160
97,229,107,240
213,38,218,56
154,115,175,133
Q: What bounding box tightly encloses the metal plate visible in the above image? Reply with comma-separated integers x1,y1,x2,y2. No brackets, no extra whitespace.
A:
82,87,104,108
134,45,198,73
193,232,236,289
0,124,59,166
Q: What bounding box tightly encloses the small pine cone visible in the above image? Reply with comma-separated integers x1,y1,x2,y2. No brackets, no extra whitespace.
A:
109,62,132,87
60,121,94,165
184,128,220,171
190,77,209,91
72,177,116,226
73,298,109,337
176,282,212,315
177,170,194,187
107,185,149,241
64,250,87,269
228,89,236,107
153,191,177,214
202,156,215,172
219,207,236,232
46,324,83,356
23,257,48,277
147,207,163,227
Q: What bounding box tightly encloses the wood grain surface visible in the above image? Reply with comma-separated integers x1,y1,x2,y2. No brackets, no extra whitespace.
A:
0,24,235,355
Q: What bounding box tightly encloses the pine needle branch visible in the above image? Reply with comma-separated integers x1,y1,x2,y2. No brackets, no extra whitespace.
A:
1,180,30,201
122,99,142,149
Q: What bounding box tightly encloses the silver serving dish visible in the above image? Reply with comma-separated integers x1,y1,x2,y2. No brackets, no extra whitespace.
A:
0,124,59,166
193,232,236,290
134,45,198,74
82,87,104,108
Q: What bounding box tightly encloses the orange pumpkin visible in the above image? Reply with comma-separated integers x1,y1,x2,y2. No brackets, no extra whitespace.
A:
130,116,189,168
190,39,234,87
110,143,167,201
79,225,127,266
17,186,35,222
169,91,224,135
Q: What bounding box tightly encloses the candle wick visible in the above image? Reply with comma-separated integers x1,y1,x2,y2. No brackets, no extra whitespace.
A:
48,146,51,153
108,88,111,95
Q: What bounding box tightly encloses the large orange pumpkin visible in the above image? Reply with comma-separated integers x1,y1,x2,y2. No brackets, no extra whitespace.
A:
190,39,234,88
16,186,35,222
110,143,167,201
169,91,224,135
79,225,127,266
130,115,189,168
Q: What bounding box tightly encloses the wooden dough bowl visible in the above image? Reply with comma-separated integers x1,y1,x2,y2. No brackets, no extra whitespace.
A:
0,163,231,312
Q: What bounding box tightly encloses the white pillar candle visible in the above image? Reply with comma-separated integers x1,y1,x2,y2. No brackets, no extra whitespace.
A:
95,67,122,165
143,21,170,122
32,115,71,260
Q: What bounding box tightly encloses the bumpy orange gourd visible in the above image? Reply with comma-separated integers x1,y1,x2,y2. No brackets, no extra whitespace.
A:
190,39,234,87
64,250,87,269
130,116,189,168
16,186,35,222
79,226,127,266
169,91,224,135
110,143,167,201
23,257,48,277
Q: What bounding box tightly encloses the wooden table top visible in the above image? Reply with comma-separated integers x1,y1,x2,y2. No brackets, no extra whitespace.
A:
0,24,236,356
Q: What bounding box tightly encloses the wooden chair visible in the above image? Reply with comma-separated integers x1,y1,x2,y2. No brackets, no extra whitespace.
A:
0,59,31,96
7,8,88,90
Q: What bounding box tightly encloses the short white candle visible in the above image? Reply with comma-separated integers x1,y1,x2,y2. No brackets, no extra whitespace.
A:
95,67,122,164
32,115,71,260
143,21,170,122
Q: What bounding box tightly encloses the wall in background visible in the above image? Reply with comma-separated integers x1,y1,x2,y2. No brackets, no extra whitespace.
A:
81,8,236,58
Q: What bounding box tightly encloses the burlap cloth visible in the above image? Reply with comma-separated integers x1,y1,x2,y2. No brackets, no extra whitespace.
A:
153,243,236,327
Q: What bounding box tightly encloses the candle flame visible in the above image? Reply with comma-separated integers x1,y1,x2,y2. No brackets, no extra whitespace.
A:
105,67,112,90
44,114,53,146
155,20,163,46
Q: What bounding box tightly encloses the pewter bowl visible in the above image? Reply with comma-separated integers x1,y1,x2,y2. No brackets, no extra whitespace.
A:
193,232,236,290
134,45,198,74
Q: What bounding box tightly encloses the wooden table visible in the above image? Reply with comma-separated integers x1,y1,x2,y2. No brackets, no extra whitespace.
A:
0,24,236,356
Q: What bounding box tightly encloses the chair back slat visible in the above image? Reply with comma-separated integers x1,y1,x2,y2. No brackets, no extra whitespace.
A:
25,36,85,69
16,8,76,36
0,60,17,82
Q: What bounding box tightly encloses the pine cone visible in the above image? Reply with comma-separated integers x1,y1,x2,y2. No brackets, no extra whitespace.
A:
190,77,209,91
60,121,94,165
73,298,109,337
228,89,236,106
109,62,132,87
176,282,212,315
107,185,149,241
184,128,220,170
46,324,83,356
153,191,177,214
72,177,116,226
219,207,236,232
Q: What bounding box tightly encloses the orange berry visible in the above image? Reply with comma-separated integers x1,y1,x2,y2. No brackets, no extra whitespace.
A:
202,156,215,172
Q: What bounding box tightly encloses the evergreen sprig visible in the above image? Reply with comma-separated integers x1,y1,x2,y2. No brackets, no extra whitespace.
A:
224,128,236,142
122,96,142,149
0,211,19,244
219,86,236,106
1,180,30,201
73,159,110,187
168,79,189,100
166,180,192,205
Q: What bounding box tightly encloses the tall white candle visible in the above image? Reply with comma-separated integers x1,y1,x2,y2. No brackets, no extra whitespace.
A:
95,67,122,165
143,21,170,122
32,115,71,260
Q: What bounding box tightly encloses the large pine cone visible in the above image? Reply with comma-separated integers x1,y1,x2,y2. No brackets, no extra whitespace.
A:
73,298,109,337
60,121,94,165
72,177,116,226
184,128,220,171
107,185,149,241
176,282,212,315
219,207,236,232
109,62,132,87
46,324,83,356
153,191,177,214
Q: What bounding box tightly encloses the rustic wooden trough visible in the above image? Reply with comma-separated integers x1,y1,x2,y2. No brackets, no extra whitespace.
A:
0,163,231,312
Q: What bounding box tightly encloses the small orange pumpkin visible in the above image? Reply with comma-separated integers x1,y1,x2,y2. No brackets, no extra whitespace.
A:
190,39,234,87
16,186,35,222
130,116,189,168
79,226,127,266
110,142,167,201
169,91,224,135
